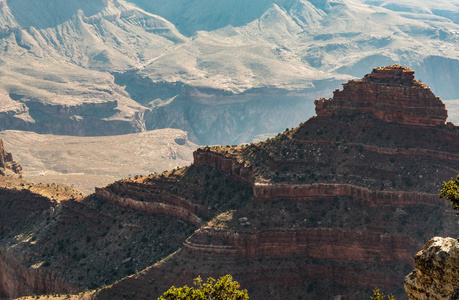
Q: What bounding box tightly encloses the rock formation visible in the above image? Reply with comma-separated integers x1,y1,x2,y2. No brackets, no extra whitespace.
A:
0,139,22,178
92,66,459,300
315,65,448,127
405,237,459,300
2,66,459,299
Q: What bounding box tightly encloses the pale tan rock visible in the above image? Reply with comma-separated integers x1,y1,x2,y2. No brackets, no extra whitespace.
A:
405,237,459,300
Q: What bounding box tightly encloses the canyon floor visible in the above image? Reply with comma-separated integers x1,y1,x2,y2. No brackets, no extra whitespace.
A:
0,129,197,194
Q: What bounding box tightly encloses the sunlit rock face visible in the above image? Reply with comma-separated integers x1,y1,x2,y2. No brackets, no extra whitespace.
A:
405,237,459,300
2,1,459,144
315,66,448,127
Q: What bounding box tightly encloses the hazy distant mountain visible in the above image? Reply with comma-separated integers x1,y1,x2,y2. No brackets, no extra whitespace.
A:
1,0,459,144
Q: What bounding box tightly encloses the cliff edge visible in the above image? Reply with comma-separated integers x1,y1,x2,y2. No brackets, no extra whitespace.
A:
2,66,458,299
0,139,22,178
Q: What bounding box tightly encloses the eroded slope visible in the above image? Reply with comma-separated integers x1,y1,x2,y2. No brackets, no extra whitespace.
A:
93,66,459,299
4,66,459,300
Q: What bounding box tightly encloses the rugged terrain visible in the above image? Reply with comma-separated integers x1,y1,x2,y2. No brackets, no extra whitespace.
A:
2,0,459,144
91,66,459,299
2,66,459,299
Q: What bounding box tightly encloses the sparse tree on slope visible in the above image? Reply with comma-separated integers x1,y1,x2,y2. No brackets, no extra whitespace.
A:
440,174,459,210
371,288,395,300
159,275,249,300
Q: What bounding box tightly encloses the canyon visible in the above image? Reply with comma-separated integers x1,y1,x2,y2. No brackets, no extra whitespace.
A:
1,0,459,297
2,1,459,145
91,66,459,299
1,65,459,299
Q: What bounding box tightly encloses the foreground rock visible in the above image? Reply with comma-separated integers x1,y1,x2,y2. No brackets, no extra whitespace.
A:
405,237,459,300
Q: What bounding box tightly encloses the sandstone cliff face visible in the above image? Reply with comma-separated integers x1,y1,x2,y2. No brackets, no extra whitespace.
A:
93,66,459,300
0,139,22,177
405,237,459,300
315,66,448,127
0,187,81,299
193,150,253,184
94,186,204,227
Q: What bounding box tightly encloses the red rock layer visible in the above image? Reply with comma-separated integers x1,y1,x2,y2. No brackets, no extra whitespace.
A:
193,150,253,184
315,65,447,126
95,187,203,227
253,183,442,206
185,228,420,263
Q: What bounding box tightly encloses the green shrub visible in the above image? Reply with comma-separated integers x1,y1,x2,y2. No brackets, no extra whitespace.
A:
159,275,248,300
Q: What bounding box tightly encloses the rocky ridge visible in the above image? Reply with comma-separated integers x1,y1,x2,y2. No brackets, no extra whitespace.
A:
91,66,459,299
2,66,459,299
0,178,200,299
3,1,459,145
0,137,196,299
0,162,251,299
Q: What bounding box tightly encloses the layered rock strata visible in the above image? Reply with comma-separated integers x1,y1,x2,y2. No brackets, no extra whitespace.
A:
315,65,448,127
2,66,457,299
0,188,79,299
0,184,201,299
94,66,459,300
0,247,78,299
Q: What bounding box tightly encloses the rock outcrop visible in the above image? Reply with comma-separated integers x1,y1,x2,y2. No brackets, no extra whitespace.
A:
93,66,459,300
315,65,448,127
405,237,459,300
2,66,459,299
0,139,22,178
